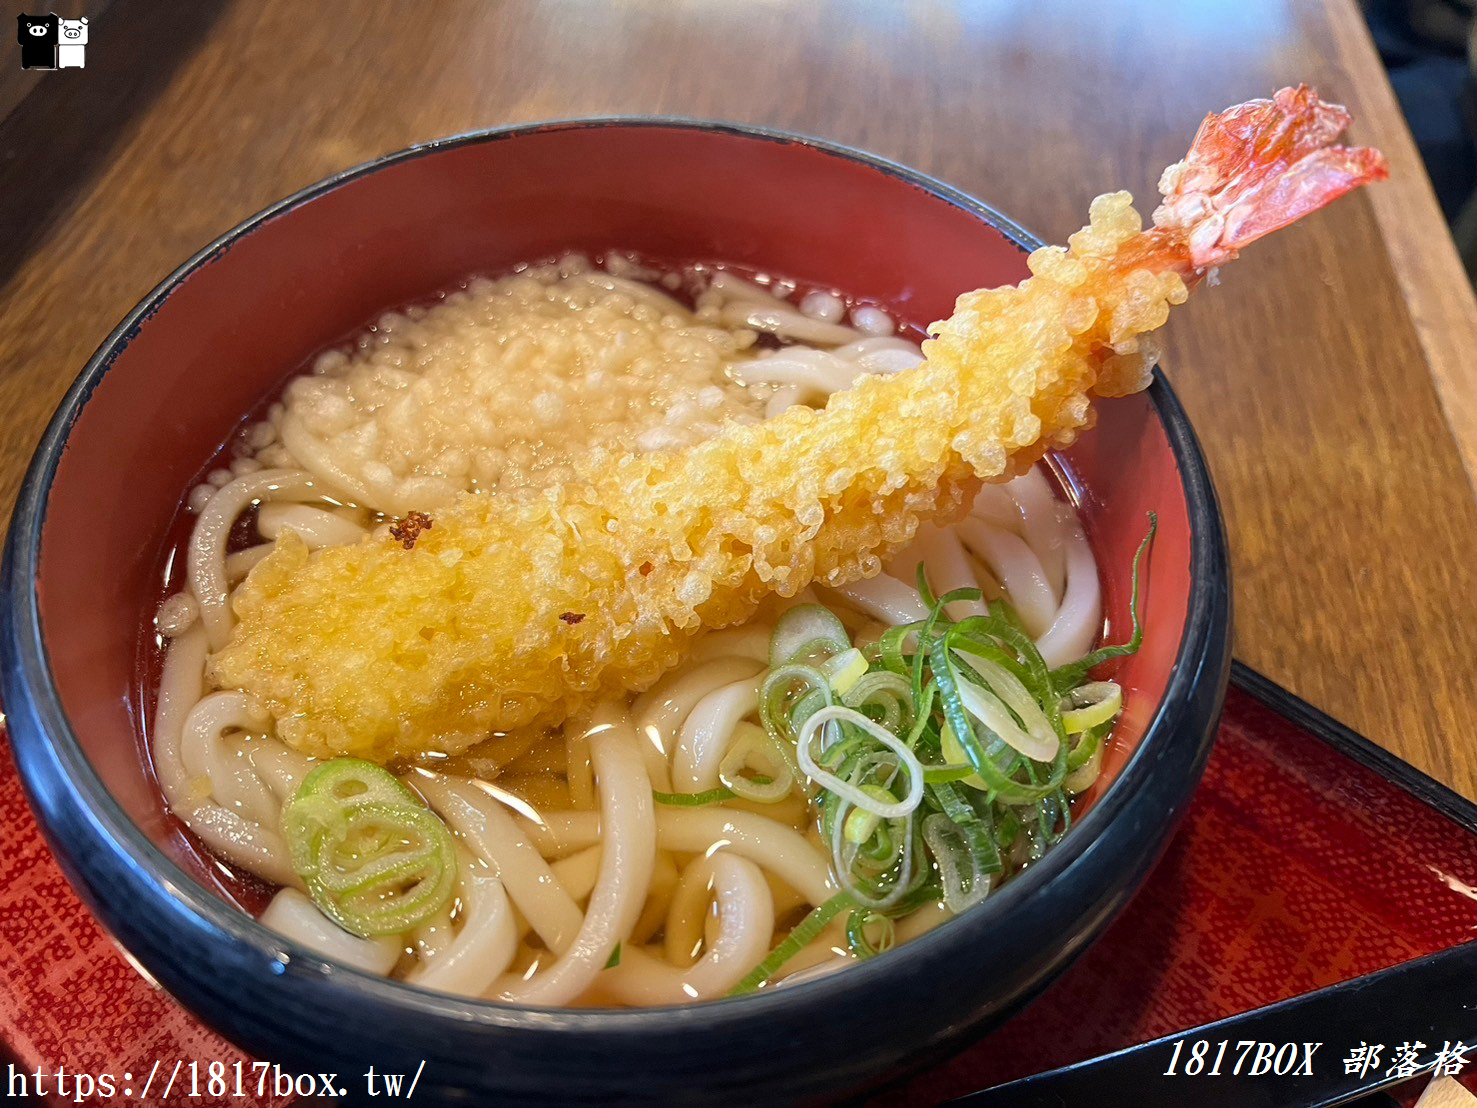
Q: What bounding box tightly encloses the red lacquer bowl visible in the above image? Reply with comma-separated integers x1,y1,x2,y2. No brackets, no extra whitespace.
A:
0,120,1231,1103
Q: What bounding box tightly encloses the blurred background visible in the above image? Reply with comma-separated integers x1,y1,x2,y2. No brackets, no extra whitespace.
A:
1366,0,1477,274
4,0,1476,280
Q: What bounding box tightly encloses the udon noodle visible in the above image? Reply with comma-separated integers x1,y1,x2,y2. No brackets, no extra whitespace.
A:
142,84,1390,1008
148,255,1107,1003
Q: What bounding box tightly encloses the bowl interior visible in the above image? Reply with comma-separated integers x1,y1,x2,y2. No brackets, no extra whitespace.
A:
28,121,1193,914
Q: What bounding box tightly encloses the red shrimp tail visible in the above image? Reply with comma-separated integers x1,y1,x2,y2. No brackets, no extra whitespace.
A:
1152,85,1389,271
1218,144,1389,250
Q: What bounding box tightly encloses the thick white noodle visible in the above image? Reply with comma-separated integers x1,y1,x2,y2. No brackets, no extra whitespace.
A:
710,270,791,309
730,347,864,400
176,803,297,887
662,854,723,966
188,468,319,650
600,854,773,1004
766,384,804,418
670,677,760,792
412,907,455,964
549,845,602,902
906,524,989,620
828,573,931,624
152,628,297,886
415,775,584,955
518,810,601,856
850,306,896,336
632,656,764,793
722,304,860,346
1033,518,1104,669
684,625,772,665
179,692,277,826
573,271,693,315
630,852,681,946
278,412,388,511
830,334,922,367
954,519,1058,639
495,707,655,1006
799,289,845,323
152,624,209,809
1007,467,1069,597
855,347,923,375
246,739,313,802
970,483,1026,532
634,738,672,797
154,592,200,636
654,809,835,907
519,807,835,908
405,860,518,996
260,889,401,975
255,502,366,548
736,329,923,417
225,543,273,583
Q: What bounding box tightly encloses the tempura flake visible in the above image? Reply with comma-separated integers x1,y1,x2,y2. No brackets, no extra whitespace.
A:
210,87,1386,763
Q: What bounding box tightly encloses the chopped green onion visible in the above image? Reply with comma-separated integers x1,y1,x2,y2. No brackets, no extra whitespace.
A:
923,811,993,913
1061,681,1122,734
719,724,794,802
951,662,1058,763
915,562,938,609
298,757,420,806
841,670,912,732
729,891,855,995
842,784,899,844
796,706,925,819
877,620,924,676
1066,721,1107,773
938,723,984,791
282,762,457,939
1064,744,1104,794
769,604,850,666
928,780,1002,878
1051,513,1156,691
604,943,622,969
953,646,1060,761
929,633,1064,804
820,647,869,695
845,909,896,959
903,681,937,748
758,663,833,752
651,785,737,806
922,761,979,785
737,521,1150,975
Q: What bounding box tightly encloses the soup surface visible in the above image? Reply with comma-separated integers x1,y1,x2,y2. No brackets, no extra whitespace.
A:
144,253,1129,1006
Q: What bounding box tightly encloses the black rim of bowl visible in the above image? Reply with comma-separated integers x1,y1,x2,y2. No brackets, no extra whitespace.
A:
0,118,1231,1036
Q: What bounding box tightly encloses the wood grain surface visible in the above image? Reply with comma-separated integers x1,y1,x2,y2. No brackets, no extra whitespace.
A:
2,0,1476,793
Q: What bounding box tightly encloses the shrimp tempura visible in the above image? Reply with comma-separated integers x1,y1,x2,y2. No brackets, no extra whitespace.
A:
211,86,1386,763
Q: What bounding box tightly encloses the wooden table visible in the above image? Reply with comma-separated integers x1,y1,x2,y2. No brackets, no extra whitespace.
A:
2,0,1475,793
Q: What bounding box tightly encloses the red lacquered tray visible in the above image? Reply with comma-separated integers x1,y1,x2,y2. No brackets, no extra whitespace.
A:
4,664,1475,1106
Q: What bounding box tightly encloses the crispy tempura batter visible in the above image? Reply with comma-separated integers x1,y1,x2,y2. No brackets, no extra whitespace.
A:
211,87,1386,763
